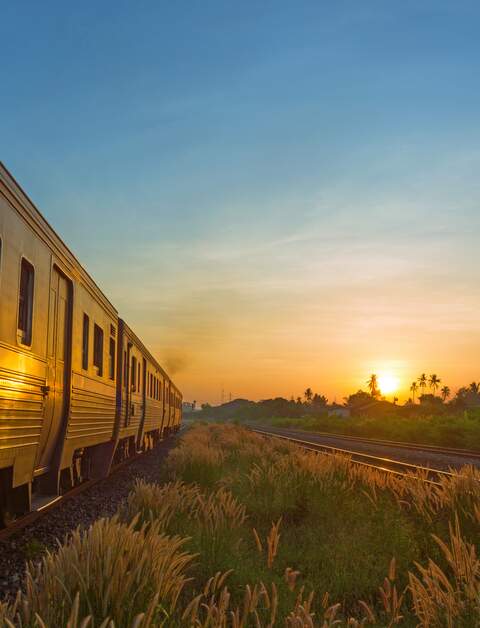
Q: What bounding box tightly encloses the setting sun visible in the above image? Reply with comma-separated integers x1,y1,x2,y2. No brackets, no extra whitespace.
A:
377,373,400,395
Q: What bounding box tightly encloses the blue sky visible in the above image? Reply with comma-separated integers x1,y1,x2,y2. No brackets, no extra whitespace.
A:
2,1,480,403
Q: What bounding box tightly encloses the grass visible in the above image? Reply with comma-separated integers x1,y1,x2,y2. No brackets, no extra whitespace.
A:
255,410,480,449
2,422,480,626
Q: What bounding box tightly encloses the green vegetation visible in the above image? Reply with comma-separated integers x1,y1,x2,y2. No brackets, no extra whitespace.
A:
198,378,480,449
264,410,480,449
2,423,480,626
21,537,46,561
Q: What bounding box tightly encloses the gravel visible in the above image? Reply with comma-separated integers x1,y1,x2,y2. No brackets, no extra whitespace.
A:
0,435,181,601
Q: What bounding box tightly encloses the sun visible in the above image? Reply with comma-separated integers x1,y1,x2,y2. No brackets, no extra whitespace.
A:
377,373,399,395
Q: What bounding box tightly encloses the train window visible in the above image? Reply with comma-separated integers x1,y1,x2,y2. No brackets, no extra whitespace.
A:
93,324,104,376
123,351,127,388
82,314,89,370
137,362,141,392
131,356,137,391
160,381,163,401
109,337,115,380
18,258,35,346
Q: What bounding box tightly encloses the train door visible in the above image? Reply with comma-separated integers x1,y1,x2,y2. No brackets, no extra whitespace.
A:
136,357,147,448
124,342,132,427
35,266,71,471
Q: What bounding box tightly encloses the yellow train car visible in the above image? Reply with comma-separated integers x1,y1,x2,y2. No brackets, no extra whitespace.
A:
162,381,182,437
114,320,170,459
0,163,182,525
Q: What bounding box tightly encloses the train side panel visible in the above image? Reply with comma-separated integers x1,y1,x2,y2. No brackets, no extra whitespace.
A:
0,180,51,493
60,283,118,479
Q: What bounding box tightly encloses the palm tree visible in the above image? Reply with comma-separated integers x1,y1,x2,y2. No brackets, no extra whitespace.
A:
410,381,418,404
418,373,427,396
367,374,379,398
440,386,450,402
429,374,441,394
304,388,313,403
393,396,399,405
469,382,480,394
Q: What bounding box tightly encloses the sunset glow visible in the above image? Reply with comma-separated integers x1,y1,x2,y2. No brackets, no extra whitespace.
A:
377,374,400,396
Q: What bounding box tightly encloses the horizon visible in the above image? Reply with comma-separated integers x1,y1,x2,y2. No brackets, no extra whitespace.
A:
2,2,480,406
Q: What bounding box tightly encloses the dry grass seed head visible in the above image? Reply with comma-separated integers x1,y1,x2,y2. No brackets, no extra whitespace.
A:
23,516,193,626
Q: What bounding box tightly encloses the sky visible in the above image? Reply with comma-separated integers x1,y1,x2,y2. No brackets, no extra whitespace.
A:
2,1,480,405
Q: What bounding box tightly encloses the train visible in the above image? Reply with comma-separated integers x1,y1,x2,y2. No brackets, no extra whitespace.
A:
0,162,182,526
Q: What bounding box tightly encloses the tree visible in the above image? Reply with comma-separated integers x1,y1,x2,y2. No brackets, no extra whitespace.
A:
192,400,197,411
469,382,480,394
410,381,418,404
440,386,450,402
312,393,328,407
367,374,379,398
429,374,441,394
346,390,374,407
296,397,302,405
418,373,428,395
393,396,399,405
304,388,313,403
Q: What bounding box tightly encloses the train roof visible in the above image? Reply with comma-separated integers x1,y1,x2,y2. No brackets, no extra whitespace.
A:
0,162,117,319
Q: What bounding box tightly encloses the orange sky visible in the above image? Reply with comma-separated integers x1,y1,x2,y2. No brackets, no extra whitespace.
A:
105,198,480,406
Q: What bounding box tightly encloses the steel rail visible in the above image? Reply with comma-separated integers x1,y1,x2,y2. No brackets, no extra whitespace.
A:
248,424,480,459
0,428,186,542
250,428,460,484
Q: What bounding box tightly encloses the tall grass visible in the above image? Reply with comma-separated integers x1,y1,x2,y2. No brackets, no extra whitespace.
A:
3,422,480,626
2,517,194,627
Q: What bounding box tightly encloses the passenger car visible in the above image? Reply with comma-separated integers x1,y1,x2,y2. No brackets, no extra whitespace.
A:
0,163,182,525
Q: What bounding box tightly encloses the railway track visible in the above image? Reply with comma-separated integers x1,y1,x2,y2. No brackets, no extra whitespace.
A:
250,424,480,459
250,427,462,484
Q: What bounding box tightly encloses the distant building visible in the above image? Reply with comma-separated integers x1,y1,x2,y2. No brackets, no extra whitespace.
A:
328,403,351,418
348,398,399,418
